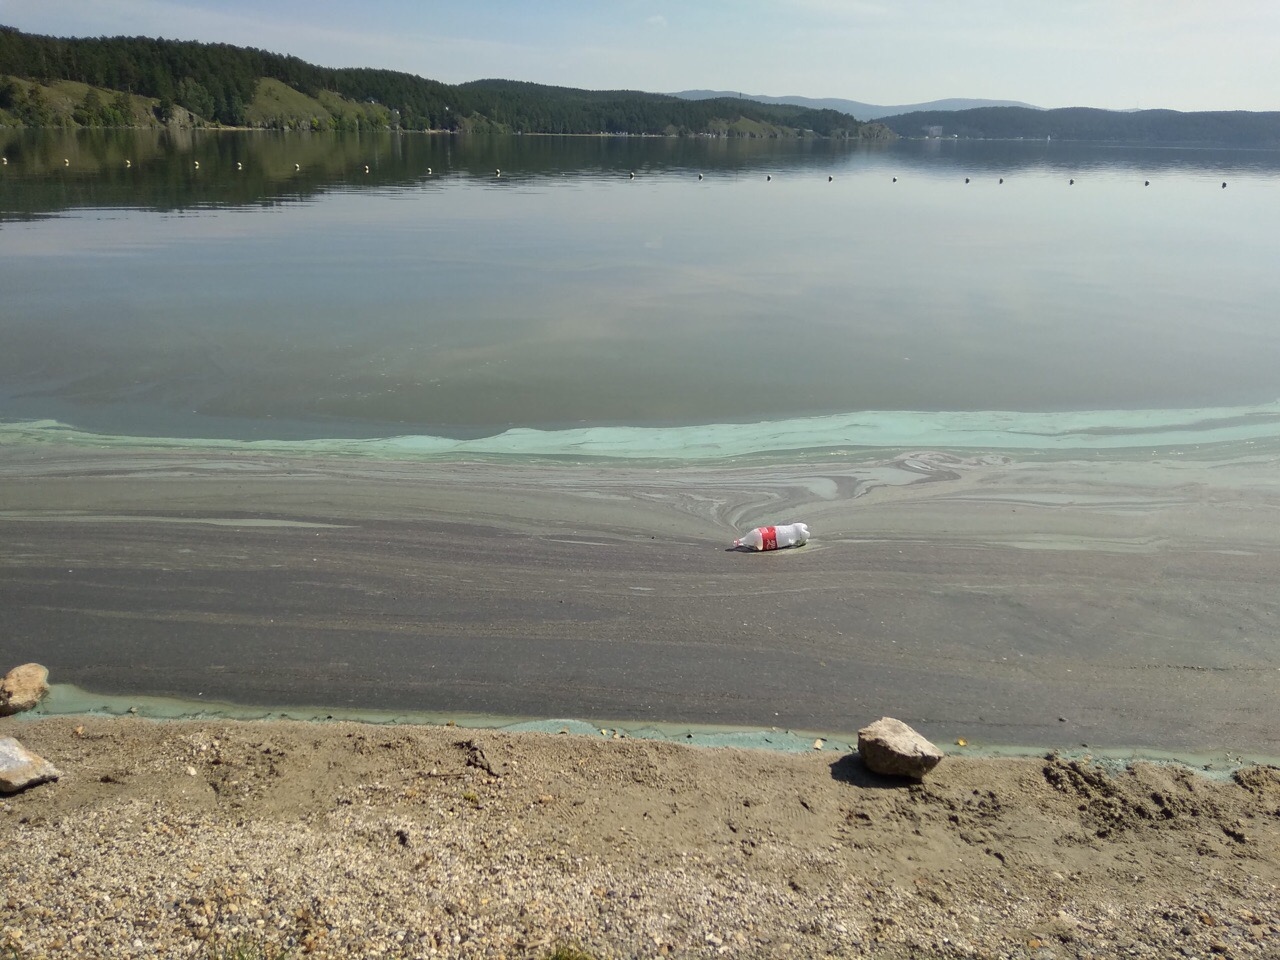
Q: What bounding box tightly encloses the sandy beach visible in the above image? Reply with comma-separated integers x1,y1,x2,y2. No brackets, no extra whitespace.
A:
1,442,1278,756
3,715,1279,959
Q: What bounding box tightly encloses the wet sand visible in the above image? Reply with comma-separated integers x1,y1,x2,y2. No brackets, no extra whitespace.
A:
2,443,1279,755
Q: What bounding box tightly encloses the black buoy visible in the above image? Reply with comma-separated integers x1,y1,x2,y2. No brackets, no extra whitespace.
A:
1144,179,1150,186
766,174,771,181
698,173,703,181
828,175,833,182
1069,178,1075,185
892,176,897,183
964,177,970,184
1222,181,1227,189
999,177,1004,184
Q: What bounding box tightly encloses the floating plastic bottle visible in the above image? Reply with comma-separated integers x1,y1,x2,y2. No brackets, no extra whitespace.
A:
733,522,810,551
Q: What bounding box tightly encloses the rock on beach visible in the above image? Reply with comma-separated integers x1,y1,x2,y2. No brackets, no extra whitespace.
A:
857,716,944,779
0,662,49,715
0,736,60,793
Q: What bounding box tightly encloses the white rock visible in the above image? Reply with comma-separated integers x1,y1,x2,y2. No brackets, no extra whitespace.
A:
0,736,60,793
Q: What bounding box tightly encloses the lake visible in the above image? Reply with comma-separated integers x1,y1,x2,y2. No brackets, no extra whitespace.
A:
3,129,1279,455
4,130,1280,754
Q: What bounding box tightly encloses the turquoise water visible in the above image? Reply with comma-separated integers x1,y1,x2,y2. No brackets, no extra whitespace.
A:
6,401,1280,461
3,130,1280,456
18,684,1266,771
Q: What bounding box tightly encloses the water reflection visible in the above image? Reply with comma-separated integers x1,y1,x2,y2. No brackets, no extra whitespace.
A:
1,130,1278,442
2,129,1277,220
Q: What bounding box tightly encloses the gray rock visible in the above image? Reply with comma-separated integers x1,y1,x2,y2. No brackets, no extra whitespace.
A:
0,736,60,793
857,717,944,780
0,662,50,715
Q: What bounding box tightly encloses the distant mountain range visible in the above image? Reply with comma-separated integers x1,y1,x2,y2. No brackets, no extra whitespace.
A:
873,106,1280,147
673,90,1041,121
674,91,1280,146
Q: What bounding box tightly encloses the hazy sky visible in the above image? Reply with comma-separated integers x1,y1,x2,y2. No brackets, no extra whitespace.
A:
3,0,1278,113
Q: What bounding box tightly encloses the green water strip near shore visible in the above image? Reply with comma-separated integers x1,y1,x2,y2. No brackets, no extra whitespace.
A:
4,401,1280,462
12,684,1267,777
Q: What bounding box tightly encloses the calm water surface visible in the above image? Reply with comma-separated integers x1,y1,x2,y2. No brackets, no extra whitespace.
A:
2,129,1278,451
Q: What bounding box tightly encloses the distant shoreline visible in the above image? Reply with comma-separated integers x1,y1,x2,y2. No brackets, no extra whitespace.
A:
23,682,1276,770
5,123,1278,148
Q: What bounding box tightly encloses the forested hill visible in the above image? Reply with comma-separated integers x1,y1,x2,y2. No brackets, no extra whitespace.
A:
0,26,886,138
879,105,1280,147
453,79,882,138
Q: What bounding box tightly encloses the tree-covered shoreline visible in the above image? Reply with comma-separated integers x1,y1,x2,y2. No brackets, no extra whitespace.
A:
5,25,1275,146
0,25,887,139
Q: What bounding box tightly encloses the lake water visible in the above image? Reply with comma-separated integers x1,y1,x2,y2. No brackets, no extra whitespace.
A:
2,129,1280,457
6,130,1280,752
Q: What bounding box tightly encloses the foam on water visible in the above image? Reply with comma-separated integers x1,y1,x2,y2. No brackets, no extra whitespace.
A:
5,401,1280,462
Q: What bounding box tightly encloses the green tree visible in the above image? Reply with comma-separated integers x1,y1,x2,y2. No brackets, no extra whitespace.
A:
18,84,52,126
108,89,132,125
73,87,105,125
0,77,23,111
175,76,214,121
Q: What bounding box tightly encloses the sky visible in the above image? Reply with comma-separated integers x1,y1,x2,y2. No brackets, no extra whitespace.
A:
3,0,1279,113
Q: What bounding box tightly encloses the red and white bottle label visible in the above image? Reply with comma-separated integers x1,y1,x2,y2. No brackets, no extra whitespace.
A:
760,526,778,550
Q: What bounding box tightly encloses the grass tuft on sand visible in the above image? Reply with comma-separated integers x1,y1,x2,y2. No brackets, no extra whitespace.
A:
543,947,598,960
204,939,295,960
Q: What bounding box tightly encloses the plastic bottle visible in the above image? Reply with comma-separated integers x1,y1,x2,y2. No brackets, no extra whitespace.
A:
733,522,810,551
